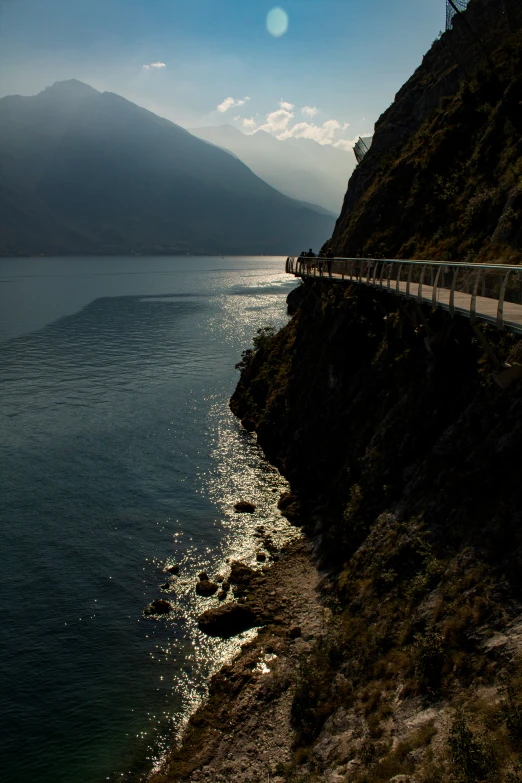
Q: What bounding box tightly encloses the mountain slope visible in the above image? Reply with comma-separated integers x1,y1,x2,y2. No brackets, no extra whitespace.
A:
190,124,354,215
328,0,522,263
0,81,334,256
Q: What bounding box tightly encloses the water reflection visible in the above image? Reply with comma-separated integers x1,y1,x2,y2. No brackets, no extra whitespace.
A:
0,256,297,783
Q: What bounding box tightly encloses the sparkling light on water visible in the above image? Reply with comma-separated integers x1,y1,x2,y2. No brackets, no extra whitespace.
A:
0,255,299,783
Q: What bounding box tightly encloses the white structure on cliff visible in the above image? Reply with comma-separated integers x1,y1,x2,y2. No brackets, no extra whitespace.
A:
446,0,470,30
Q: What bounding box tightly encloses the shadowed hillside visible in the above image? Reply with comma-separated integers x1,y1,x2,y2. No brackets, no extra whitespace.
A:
191,124,354,215
0,81,334,256
328,0,522,264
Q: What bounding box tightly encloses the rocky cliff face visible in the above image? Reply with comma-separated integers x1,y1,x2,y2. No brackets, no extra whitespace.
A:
328,0,522,264
221,3,522,778
230,280,522,780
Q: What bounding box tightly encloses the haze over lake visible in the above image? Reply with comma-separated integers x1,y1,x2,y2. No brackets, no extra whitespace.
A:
0,255,297,783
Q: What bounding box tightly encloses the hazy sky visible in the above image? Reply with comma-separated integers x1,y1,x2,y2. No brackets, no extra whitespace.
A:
0,0,445,148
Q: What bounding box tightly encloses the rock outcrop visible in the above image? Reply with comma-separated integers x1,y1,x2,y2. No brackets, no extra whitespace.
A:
144,599,173,616
233,501,256,513
228,274,522,780
197,602,260,637
196,580,219,597
327,0,522,264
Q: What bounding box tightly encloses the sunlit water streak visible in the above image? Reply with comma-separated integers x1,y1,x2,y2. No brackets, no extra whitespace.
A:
0,256,298,783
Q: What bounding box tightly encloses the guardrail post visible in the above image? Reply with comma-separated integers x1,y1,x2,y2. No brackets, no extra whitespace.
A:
379,263,386,290
449,269,459,315
396,264,403,294
432,265,442,309
387,263,393,291
470,268,483,323
497,270,511,330
406,265,413,299
418,265,426,304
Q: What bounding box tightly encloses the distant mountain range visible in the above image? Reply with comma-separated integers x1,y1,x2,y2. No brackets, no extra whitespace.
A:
190,124,355,215
0,80,335,256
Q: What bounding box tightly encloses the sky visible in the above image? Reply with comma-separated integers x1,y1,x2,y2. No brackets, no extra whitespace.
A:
0,0,446,150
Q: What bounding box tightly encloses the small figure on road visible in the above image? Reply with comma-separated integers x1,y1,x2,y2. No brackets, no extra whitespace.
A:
306,248,315,274
326,248,334,277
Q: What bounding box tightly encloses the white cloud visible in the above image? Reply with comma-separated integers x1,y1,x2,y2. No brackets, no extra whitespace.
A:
234,98,354,150
217,95,250,113
143,61,166,70
333,138,357,151
277,118,344,144
257,108,294,133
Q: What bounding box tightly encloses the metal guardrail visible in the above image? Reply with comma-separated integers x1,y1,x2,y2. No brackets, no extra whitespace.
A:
285,256,522,334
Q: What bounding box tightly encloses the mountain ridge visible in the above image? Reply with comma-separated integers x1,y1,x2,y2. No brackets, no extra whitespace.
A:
190,122,354,215
0,80,334,256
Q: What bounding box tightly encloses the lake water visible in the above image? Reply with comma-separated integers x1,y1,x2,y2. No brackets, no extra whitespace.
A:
0,256,297,783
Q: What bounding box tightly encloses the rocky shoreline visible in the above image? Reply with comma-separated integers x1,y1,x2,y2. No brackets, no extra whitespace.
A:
149,536,328,783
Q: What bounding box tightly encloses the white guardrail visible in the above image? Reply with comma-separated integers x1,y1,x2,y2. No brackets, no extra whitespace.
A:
285,256,522,334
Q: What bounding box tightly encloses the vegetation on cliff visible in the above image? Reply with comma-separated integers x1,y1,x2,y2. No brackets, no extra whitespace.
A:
230,280,522,781
329,0,522,264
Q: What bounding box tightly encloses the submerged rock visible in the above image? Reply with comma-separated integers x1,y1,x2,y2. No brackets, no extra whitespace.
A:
164,563,180,574
263,536,278,553
234,501,256,513
196,580,219,597
198,602,259,637
144,599,173,616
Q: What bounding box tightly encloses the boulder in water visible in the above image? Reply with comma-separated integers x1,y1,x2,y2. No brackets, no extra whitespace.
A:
228,561,255,585
234,501,256,513
144,599,173,616
196,579,219,597
198,603,259,637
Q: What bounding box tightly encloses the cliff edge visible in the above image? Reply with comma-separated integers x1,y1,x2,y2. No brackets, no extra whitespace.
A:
328,0,522,263
229,279,522,781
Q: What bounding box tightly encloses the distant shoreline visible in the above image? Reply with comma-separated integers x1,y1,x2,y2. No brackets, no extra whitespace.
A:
0,252,288,258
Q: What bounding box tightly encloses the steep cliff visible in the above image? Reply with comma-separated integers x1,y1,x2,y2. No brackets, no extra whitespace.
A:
328,0,522,263
230,280,522,781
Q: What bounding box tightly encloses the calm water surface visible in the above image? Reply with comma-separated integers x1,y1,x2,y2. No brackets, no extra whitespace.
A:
0,256,297,783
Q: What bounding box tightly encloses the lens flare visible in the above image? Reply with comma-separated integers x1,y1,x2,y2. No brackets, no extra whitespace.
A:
266,7,289,38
